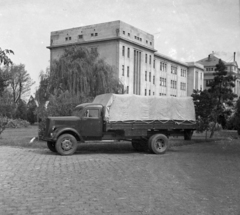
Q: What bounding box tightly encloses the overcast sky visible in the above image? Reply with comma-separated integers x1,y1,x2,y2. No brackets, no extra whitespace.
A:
1,0,240,94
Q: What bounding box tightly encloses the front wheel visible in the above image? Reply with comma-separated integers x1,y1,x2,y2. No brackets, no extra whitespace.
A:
148,134,169,154
55,134,78,156
47,141,56,153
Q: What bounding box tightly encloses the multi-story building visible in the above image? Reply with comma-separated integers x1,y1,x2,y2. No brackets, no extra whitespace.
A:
197,53,240,97
48,20,204,97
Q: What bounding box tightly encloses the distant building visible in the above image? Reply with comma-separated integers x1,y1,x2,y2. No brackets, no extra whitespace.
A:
48,20,204,97
197,53,240,97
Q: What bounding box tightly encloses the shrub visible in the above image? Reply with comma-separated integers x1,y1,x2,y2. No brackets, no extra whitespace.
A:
6,118,30,128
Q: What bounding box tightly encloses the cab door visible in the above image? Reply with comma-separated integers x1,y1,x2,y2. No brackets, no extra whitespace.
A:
79,107,103,139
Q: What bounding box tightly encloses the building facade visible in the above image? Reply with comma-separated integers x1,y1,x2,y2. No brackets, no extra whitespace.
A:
197,53,240,97
48,20,204,97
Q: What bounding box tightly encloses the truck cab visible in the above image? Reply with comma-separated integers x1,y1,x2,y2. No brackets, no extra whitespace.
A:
72,103,103,139
41,103,104,155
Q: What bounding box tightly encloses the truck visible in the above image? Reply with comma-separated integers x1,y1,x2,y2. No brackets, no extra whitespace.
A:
40,93,197,155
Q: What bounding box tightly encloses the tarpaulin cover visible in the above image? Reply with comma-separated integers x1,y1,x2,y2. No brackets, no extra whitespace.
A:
93,93,196,122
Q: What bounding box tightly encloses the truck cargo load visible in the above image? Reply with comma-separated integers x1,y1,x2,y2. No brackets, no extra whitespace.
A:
93,93,196,122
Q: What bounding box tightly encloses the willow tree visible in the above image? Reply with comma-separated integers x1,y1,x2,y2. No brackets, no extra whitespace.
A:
48,46,123,100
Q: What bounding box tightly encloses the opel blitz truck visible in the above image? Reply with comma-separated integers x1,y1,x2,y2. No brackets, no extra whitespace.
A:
40,94,196,155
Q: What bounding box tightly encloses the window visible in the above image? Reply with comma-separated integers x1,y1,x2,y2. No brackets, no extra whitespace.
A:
127,48,130,58
206,79,213,86
78,35,83,39
206,67,214,71
69,37,71,40
171,66,177,75
149,55,151,64
122,65,124,76
91,33,94,37
153,76,155,84
127,66,129,77
145,71,147,81
160,77,167,87
181,69,187,77
145,89,147,96
149,72,151,82
145,54,147,63
127,86,129,94
150,42,152,45
65,37,68,41
153,59,155,68
180,82,186,90
95,33,98,36
123,31,125,35
159,93,167,96
140,38,142,41
160,62,167,72
128,33,130,37
84,109,99,118
153,92,155,95
149,90,151,96
122,46,125,57
146,40,148,44
171,80,177,89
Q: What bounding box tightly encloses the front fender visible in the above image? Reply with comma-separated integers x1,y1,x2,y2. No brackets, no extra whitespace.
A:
53,127,84,142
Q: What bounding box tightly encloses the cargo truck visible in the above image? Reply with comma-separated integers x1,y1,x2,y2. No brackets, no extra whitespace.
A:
40,94,196,155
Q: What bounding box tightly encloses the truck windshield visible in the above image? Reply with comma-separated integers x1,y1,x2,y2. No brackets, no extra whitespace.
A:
72,107,84,117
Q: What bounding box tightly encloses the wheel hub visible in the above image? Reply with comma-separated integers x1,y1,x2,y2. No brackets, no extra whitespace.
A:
156,139,165,150
61,139,72,151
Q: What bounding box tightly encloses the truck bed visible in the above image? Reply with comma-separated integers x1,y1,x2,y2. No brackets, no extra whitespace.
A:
105,120,196,137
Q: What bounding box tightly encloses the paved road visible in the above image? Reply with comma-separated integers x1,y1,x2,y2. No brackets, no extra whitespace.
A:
0,141,240,215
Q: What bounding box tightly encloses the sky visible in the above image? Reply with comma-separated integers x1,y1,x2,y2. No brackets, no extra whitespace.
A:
1,0,240,96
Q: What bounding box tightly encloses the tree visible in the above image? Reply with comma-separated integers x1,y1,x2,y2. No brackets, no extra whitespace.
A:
0,48,14,66
5,64,35,103
14,99,27,120
0,68,10,96
192,59,237,138
208,59,237,138
48,46,123,101
26,96,37,125
35,68,50,106
0,90,14,118
233,97,240,135
191,89,215,139
0,47,14,137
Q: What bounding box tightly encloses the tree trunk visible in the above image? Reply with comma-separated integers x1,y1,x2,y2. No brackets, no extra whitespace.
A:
209,120,217,138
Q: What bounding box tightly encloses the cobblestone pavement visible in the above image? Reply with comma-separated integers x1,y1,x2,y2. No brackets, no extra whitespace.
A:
0,141,240,215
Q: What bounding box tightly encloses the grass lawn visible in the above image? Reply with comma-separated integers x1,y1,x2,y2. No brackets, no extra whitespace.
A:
0,126,239,149
0,125,46,148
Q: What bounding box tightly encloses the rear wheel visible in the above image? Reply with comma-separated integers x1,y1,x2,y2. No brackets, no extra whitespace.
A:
47,141,56,153
148,134,169,154
55,134,78,156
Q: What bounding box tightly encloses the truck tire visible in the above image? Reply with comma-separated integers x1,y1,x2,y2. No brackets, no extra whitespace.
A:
132,139,148,152
55,134,78,156
47,141,56,153
184,130,193,140
148,134,169,154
